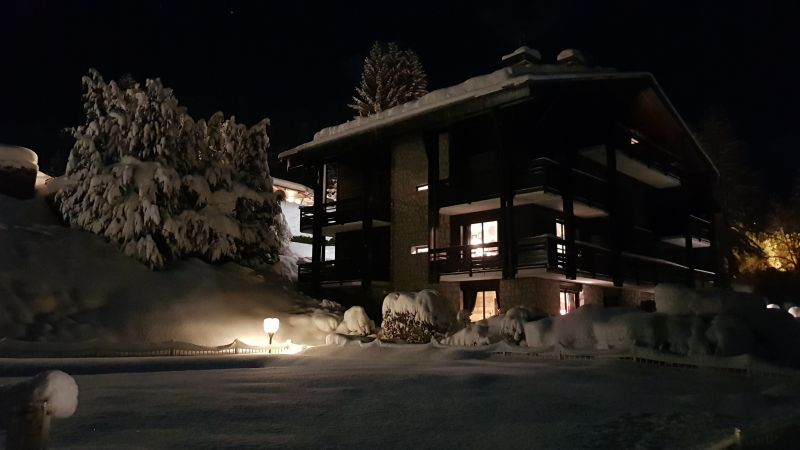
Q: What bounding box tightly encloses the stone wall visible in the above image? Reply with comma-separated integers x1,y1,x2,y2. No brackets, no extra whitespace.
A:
498,278,561,315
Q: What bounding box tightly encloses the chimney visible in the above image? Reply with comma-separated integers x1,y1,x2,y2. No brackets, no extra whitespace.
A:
501,46,542,67
556,48,588,66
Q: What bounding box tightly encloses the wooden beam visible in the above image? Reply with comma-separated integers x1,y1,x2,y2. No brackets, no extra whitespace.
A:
606,144,623,287
424,132,440,284
311,164,325,295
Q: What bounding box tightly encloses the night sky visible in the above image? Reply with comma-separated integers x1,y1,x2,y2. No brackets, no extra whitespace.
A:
2,1,798,194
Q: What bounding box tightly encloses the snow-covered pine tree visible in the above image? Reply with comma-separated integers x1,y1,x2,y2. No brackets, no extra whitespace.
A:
349,42,428,117
55,70,288,269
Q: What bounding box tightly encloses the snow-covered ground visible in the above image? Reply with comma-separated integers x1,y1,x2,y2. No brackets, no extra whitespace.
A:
2,344,799,449
0,194,332,346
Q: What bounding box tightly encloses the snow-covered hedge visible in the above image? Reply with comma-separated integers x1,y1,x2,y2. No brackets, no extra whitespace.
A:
54,70,288,269
381,290,454,343
336,306,375,336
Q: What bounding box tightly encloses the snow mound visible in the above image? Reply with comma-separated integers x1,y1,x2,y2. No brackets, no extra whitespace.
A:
654,283,765,316
0,145,38,171
336,306,374,336
767,303,781,309
500,306,543,344
523,318,555,348
443,323,491,346
29,370,79,418
381,290,455,343
0,195,328,346
382,290,453,330
788,306,800,318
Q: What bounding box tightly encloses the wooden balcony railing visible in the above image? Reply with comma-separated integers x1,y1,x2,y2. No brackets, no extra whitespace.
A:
429,242,502,276
299,198,390,233
297,259,389,286
432,234,714,285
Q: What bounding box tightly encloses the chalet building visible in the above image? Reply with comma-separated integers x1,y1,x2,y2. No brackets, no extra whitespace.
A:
279,47,719,320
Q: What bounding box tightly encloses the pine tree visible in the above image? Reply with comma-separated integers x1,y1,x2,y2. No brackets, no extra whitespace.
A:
349,42,428,117
55,70,288,269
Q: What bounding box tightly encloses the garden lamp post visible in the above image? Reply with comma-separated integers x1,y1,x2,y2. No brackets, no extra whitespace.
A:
263,318,280,345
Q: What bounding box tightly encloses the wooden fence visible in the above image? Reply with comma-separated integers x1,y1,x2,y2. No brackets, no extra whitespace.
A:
0,338,290,359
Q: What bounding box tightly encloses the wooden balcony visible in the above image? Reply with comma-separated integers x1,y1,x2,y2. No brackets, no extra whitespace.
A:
437,157,608,217
429,242,503,278
297,259,389,287
299,198,390,234
432,235,714,286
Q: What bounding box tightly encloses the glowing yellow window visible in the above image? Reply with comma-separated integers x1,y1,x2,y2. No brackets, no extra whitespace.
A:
470,290,498,322
469,220,498,258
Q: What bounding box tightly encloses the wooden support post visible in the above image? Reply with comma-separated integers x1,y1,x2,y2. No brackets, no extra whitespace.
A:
361,162,373,290
492,111,516,279
424,133,440,283
311,164,325,295
685,215,695,286
562,152,578,281
606,144,623,287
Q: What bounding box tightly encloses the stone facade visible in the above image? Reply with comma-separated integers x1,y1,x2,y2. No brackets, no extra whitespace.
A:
387,133,654,318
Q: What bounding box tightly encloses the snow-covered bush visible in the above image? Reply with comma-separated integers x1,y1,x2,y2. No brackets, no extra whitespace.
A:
336,306,375,336
443,322,491,346
500,306,543,344
523,318,555,348
705,315,754,356
381,290,454,343
55,70,288,269
788,306,800,318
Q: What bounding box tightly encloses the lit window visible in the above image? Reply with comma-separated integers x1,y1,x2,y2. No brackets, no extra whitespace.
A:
555,220,566,257
630,137,640,145
470,291,498,322
416,184,428,191
559,289,580,315
469,221,498,258
410,245,428,255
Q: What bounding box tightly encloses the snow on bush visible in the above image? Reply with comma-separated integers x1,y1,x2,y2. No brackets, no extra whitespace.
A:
443,322,490,346
336,306,375,336
523,318,555,348
381,290,454,343
54,70,288,269
500,306,543,344
767,303,781,309
654,283,764,316
788,306,800,318
705,315,754,356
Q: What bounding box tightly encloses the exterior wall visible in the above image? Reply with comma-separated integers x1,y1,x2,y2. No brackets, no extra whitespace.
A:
498,278,560,316
601,286,654,308
582,284,604,306
390,135,429,290
389,135,461,314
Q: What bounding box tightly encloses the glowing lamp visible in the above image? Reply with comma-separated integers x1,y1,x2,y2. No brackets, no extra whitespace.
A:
559,309,567,316
263,318,280,345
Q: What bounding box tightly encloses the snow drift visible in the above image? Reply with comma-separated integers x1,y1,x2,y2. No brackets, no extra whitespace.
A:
0,195,330,346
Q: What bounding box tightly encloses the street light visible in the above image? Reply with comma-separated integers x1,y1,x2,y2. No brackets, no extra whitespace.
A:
263,318,280,345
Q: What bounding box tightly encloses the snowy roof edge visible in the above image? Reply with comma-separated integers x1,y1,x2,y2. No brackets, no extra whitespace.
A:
280,69,650,159
280,69,716,176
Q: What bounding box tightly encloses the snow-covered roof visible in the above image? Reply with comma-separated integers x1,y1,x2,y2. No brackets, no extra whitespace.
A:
280,62,717,175
280,65,645,159
0,144,38,171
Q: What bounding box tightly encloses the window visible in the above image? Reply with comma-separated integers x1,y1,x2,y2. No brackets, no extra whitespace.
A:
469,220,498,258
559,289,581,315
555,219,566,256
470,291,498,322
416,184,429,192
410,245,428,255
